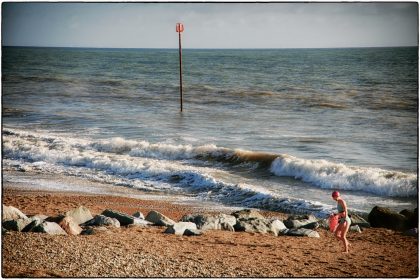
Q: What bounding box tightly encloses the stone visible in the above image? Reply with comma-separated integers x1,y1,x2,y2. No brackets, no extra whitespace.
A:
270,219,288,236
81,226,110,235
286,228,320,238
83,215,121,228
65,206,94,225
231,209,265,220
184,228,203,236
284,214,318,229
145,210,175,227
2,205,28,221
22,217,44,232
368,206,409,231
318,218,330,230
164,222,197,236
181,214,236,231
400,209,418,229
133,211,145,219
102,209,135,226
350,225,362,233
234,217,271,234
221,222,235,232
45,215,66,223
133,218,152,226
300,222,319,230
403,228,418,237
59,216,83,235
349,213,371,228
31,221,67,235
2,218,32,232
30,214,49,220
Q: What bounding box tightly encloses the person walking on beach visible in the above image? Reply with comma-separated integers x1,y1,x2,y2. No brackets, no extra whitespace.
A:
331,191,351,253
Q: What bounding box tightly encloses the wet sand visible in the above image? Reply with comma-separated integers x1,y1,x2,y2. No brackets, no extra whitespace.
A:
2,174,418,277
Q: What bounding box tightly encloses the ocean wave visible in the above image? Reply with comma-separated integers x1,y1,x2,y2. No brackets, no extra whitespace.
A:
3,128,417,198
270,155,417,197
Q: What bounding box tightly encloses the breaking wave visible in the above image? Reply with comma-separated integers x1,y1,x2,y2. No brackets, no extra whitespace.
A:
3,128,417,200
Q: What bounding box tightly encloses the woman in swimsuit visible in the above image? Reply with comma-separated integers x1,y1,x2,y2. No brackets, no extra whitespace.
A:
332,191,351,253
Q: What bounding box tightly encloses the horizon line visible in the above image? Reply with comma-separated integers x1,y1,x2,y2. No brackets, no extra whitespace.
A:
3,45,418,50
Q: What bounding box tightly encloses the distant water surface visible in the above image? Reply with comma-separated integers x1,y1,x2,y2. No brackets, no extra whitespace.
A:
3,46,418,216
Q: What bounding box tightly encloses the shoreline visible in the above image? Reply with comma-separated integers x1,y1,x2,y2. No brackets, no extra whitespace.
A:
2,171,418,277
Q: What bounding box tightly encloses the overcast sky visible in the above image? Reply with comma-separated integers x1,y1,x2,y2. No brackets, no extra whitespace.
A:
2,2,418,48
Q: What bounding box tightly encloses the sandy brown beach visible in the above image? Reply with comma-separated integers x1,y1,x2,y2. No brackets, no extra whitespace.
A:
2,175,418,278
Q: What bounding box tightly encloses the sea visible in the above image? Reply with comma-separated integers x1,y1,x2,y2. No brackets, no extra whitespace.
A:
2,46,418,217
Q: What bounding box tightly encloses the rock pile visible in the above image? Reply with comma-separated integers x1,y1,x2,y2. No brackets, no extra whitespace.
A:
2,204,417,238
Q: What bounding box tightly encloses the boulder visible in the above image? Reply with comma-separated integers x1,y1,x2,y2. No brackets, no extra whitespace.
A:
284,214,318,229
350,225,362,233
318,218,330,230
2,205,28,221
2,218,32,232
83,215,121,228
22,217,44,232
270,219,288,236
349,213,371,228
400,209,418,229
102,209,135,226
221,222,235,232
368,206,409,231
403,228,418,237
133,218,152,226
31,221,67,235
145,210,175,227
30,214,49,220
59,216,83,235
81,226,110,235
133,211,145,220
164,222,197,236
286,228,320,238
300,222,319,230
234,217,272,234
184,228,203,236
45,215,66,223
181,214,236,231
231,209,265,220
65,206,93,225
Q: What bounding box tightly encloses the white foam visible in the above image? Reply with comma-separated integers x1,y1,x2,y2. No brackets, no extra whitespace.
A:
270,155,417,197
3,127,417,212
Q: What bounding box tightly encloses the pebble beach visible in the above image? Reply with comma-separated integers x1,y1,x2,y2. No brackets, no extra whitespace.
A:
2,172,418,278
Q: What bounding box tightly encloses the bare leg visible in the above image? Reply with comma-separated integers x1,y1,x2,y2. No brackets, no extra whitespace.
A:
342,221,351,253
335,224,344,251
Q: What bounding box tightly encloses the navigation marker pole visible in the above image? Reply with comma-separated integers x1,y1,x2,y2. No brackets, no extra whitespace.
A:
176,22,184,112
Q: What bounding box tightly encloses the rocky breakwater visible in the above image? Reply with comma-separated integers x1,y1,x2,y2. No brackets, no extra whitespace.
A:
4,203,415,239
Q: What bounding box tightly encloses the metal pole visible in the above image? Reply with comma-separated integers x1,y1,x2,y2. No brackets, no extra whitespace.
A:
178,31,183,112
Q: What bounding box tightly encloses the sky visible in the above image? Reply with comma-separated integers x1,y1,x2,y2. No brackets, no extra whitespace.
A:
2,2,418,48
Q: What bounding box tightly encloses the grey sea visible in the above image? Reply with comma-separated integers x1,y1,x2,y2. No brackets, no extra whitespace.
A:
2,46,418,216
